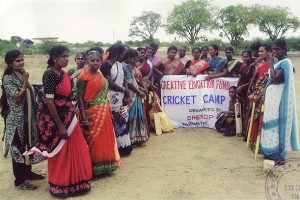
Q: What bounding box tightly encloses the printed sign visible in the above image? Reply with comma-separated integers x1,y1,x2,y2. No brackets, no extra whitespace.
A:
161,75,239,128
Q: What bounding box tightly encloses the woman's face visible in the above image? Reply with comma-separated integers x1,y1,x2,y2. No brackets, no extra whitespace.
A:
272,44,285,59
242,52,251,64
75,54,86,68
258,46,269,59
201,47,208,56
55,50,69,68
167,49,177,60
145,49,153,59
87,54,102,71
208,46,217,57
192,49,201,60
229,88,236,98
178,47,186,58
11,54,24,72
225,49,233,60
138,50,146,61
128,56,138,66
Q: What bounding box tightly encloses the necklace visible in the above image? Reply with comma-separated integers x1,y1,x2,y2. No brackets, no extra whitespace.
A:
51,66,62,76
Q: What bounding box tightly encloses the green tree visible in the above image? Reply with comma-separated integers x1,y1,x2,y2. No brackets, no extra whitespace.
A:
129,11,162,42
166,0,214,45
10,36,22,44
217,5,254,49
252,5,300,41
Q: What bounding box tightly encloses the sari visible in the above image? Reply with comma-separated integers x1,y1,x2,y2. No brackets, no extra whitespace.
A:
123,63,149,145
215,59,241,76
236,62,254,136
185,59,210,75
138,60,152,89
25,69,92,197
215,99,236,135
248,61,271,146
260,58,299,161
208,56,223,73
150,55,160,65
138,60,153,131
77,69,119,175
162,58,184,75
109,61,132,156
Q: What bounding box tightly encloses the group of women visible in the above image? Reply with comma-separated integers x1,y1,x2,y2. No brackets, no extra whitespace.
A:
0,38,298,197
205,39,299,165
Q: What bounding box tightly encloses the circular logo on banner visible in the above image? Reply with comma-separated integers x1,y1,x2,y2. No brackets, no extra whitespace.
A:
265,158,300,200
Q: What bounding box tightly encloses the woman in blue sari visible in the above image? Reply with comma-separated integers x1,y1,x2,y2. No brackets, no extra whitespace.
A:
122,49,148,146
260,39,299,164
207,44,223,74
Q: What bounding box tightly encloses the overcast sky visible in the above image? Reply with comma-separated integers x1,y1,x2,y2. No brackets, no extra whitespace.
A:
0,0,300,43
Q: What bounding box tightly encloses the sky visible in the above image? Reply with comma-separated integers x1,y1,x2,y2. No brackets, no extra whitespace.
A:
0,0,300,44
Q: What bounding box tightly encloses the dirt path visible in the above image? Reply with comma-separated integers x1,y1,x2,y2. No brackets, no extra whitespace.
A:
1,127,299,200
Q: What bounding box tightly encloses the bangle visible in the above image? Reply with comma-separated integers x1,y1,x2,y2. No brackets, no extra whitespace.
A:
81,120,89,123
122,87,125,93
20,88,26,91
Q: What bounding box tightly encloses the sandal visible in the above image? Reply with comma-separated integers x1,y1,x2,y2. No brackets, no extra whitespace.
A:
16,181,37,190
236,133,243,137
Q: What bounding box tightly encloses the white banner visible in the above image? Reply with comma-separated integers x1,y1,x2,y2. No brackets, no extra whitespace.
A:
161,75,239,129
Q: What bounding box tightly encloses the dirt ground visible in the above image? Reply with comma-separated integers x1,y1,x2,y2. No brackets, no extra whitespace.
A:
0,54,299,199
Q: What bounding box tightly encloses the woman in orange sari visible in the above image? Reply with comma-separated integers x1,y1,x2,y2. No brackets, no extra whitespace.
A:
185,47,210,76
77,51,120,177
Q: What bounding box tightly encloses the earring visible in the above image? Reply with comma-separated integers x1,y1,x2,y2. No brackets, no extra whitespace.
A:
54,60,57,63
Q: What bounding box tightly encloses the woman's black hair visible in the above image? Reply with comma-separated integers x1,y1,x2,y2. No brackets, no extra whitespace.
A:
167,45,178,53
261,43,272,52
106,44,125,60
137,47,146,52
192,47,201,53
273,38,287,55
250,41,262,51
209,44,219,56
229,86,237,90
75,51,87,60
1,50,23,117
145,46,153,52
225,47,234,54
87,47,104,55
149,43,159,49
242,49,252,57
123,48,138,62
47,45,69,68
201,46,209,50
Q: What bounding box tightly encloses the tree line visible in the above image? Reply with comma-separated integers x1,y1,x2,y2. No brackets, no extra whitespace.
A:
1,0,300,55
130,0,299,48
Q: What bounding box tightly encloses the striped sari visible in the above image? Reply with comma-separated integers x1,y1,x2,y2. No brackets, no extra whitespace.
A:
260,58,299,161
123,64,149,145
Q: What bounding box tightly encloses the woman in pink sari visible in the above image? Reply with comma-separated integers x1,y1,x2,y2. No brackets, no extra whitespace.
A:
24,46,92,198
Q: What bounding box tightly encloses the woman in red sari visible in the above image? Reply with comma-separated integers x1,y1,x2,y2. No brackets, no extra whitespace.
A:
25,46,92,197
77,51,120,177
185,47,210,76
247,44,272,147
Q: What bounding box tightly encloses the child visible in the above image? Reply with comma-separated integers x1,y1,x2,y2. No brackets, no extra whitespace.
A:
215,86,237,136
